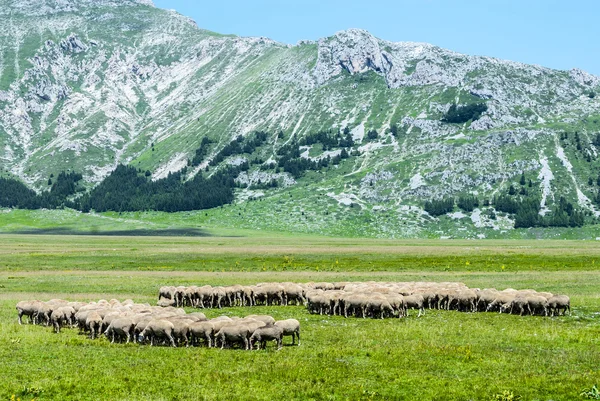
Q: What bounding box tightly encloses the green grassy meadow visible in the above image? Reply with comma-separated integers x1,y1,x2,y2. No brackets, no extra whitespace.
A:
0,235,599,400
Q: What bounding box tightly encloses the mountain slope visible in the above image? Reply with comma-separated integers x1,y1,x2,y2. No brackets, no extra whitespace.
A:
1,0,600,238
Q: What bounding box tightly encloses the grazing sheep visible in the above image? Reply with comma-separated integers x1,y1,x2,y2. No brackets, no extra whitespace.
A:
274,319,301,346
343,294,368,318
501,297,528,315
195,286,213,308
183,287,197,307
486,294,516,313
85,312,103,339
453,290,478,313
34,303,55,326
250,325,284,350
104,317,135,343
50,306,75,333
168,319,192,347
133,316,154,341
139,319,176,347
403,295,425,317
385,294,406,318
189,322,215,347
526,295,549,316
284,284,306,306
420,292,438,310
211,287,227,309
216,324,252,350
548,295,570,316
241,286,255,307
366,299,394,319
158,286,176,302
476,289,499,312
263,284,285,306
16,301,41,325
307,294,329,315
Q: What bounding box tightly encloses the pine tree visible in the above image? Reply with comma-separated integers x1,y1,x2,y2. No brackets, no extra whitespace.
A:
367,130,379,140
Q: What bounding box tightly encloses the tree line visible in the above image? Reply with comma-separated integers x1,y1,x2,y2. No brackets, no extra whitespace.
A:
442,103,488,124
0,172,83,209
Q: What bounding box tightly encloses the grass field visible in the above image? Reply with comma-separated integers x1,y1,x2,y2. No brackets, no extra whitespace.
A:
0,235,599,400
3,208,600,240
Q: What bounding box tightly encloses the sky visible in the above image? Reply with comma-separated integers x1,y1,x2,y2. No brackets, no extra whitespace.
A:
153,0,600,75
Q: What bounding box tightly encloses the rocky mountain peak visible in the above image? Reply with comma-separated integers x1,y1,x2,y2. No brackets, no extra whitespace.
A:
313,27,458,88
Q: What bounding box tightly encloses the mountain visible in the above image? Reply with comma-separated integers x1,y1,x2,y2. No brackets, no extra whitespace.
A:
1,0,600,238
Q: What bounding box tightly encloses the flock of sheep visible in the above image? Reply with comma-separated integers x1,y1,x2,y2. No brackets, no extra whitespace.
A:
14,281,570,349
158,281,571,319
15,299,300,350
303,281,570,318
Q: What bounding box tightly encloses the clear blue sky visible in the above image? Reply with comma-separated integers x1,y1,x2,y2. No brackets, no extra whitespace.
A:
154,0,600,75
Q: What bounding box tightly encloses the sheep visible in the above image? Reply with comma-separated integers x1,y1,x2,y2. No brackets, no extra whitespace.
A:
211,287,227,309
476,289,499,312
189,322,215,347
104,317,135,344
158,299,176,307
250,325,284,350
526,295,549,316
366,298,394,319
216,324,252,350
385,294,406,318
133,316,159,342
196,286,213,308
452,290,478,313
167,319,193,347
183,287,197,307
501,297,528,315
85,312,103,339
16,301,42,325
343,294,368,318
50,306,75,333
548,295,570,316
241,286,255,306
274,319,301,346
262,284,285,306
403,295,425,317
487,294,516,313
139,319,177,347
34,303,55,326
307,294,329,315
158,286,176,302
283,284,306,306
